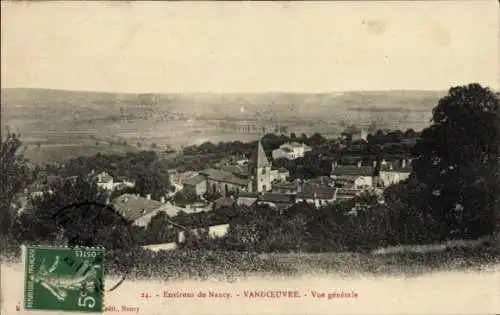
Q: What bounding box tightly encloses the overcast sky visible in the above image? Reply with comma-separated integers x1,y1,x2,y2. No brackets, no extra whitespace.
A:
1,1,498,93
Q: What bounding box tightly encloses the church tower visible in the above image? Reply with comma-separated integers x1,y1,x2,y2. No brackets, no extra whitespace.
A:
249,139,272,193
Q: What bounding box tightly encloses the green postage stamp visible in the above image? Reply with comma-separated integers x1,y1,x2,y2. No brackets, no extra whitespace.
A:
22,245,105,313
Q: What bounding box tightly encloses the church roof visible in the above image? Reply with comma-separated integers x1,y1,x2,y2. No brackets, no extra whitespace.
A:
250,140,271,168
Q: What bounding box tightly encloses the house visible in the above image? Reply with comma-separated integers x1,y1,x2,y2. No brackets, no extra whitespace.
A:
219,164,249,177
270,167,290,183
214,196,235,210
335,188,360,201
257,193,296,210
133,202,187,227
111,193,164,225
235,191,295,210
25,175,63,197
92,172,115,191
236,192,260,207
169,170,199,186
378,159,412,187
306,176,335,187
271,180,301,194
271,142,312,160
351,130,368,142
199,168,252,196
141,242,178,252
183,174,208,196
296,184,337,208
178,223,230,243
331,162,374,189
89,171,135,192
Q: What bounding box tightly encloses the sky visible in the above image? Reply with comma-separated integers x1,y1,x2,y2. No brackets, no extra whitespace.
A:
1,1,499,93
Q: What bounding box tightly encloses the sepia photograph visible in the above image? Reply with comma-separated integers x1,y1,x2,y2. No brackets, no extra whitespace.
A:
1,1,499,314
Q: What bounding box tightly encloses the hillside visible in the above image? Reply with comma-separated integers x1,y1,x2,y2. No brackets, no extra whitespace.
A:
1,88,445,164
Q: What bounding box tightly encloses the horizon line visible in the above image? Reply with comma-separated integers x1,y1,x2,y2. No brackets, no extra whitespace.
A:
1,86,459,95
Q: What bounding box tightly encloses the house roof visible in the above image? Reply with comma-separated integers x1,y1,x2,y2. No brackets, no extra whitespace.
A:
306,176,335,186
334,175,361,183
236,196,258,207
200,168,251,186
272,181,300,190
112,194,163,222
297,184,337,199
220,164,249,176
336,188,359,197
93,172,113,183
332,165,374,177
183,174,207,186
283,142,303,148
250,140,271,168
380,165,412,173
258,193,295,204
214,197,235,209
238,191,260,198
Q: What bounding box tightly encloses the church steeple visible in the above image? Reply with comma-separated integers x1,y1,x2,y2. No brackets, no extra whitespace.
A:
249,137,271,193
250,139,271,168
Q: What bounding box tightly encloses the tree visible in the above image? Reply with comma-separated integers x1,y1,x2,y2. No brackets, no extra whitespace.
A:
307,133,327,147
412,83,500,239
404,128,417,138
143,212,178,244
0,132,33,237
14,176,135,249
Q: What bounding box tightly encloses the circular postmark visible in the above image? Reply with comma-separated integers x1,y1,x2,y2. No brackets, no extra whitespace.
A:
51,200,137,292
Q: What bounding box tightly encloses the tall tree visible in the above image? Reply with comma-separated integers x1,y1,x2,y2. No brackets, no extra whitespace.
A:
412,84,500,239
0,132,33,236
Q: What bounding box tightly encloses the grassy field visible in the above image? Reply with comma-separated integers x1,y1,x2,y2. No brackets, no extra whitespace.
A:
1,238,498,314
2,238,498,281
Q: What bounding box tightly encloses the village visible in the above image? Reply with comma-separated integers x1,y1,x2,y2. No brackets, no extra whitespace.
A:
15,127,419,253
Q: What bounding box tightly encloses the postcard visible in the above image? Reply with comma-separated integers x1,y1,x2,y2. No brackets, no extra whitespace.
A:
1,1,499,314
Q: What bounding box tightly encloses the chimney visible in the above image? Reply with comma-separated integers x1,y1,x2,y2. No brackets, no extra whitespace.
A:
146,193,151,200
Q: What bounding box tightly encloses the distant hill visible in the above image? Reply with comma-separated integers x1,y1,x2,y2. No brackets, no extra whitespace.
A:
1,87,446,164
1,87,445,120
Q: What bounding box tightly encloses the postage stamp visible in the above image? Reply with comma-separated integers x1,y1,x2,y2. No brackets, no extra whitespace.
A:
22,245,105,313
